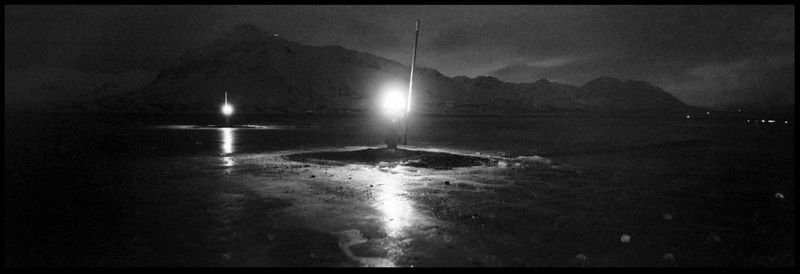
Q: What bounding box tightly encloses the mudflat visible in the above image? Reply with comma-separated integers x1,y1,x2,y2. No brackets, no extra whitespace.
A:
4,113,794,266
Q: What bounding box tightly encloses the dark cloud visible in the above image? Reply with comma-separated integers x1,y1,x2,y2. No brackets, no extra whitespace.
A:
4,5,794,108
5,5,218,72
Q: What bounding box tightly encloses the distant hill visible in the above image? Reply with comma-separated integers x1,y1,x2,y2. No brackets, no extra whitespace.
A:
14,24,706,116
574,77,694,113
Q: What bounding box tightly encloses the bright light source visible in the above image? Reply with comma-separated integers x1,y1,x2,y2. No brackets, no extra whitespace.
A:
768,120,775,123
222,104,233,116
686,115,691,119
382,89,406,118
221,92,233,116
706,112,710,115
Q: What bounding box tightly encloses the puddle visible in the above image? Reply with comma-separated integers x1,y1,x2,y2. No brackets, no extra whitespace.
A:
336,229,395,267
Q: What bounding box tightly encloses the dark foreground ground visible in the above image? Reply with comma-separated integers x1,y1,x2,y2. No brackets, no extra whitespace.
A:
4,113,795,267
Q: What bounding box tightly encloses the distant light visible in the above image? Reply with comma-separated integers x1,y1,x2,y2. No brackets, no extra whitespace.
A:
686,115,691,119
768,120,775,123
738,109,742,112
746,120,750,123
775,193,784,199
785,121,789,124
222,104,233,116
706,112,710,115
761,120,766,123
222,92,233,116
273,34,279,37
620,234,631,243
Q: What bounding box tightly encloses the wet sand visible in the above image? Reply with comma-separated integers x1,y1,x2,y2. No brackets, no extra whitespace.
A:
168,145,792,266
4,114,794,267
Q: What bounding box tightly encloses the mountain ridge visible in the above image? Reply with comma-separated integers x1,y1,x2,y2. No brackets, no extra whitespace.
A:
14,24,710,116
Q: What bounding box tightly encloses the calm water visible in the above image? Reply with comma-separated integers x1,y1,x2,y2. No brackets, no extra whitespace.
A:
7,112,786,157
4,112,794,266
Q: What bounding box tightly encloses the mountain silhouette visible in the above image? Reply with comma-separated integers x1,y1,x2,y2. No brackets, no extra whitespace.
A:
80,24,700,116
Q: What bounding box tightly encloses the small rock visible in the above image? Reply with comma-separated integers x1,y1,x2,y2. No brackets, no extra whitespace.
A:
575,253,587,262
663,253,675,262
221,253,232,261
267,234,275,241
662,213,674,220
620,234,631,243
708,232,721,243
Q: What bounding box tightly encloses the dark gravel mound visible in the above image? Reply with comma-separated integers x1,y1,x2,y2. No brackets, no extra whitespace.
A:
286,148,492,170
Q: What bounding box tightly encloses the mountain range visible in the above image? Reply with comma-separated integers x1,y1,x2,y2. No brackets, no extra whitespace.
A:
8,24,710,116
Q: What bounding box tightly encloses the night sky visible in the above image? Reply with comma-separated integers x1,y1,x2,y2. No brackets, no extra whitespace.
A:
4,5,795,109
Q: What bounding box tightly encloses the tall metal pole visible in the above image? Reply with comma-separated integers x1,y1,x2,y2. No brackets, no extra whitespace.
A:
404,20,419,145
224,92,229,126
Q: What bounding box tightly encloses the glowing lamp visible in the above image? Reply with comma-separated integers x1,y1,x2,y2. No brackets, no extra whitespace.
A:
221,92,233,116
382,89,406,118
222,104,233,116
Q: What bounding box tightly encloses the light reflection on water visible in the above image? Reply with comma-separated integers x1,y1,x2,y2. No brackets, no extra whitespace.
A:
374,177,415,238
221,156,235,167
154,124,301,130
221,128,234,155
220,128,236,168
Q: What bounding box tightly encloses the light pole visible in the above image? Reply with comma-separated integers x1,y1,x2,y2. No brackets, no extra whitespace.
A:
404,20,420,146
